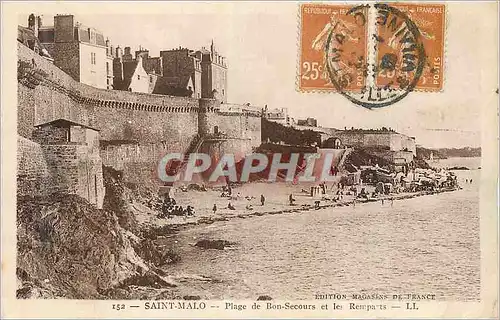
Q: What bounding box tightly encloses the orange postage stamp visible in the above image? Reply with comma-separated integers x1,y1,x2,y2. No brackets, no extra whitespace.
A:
298,3,446,108
375,3,446,92
299,3,369,93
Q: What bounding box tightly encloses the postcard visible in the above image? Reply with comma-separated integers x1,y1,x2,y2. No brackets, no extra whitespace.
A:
1,1,498,319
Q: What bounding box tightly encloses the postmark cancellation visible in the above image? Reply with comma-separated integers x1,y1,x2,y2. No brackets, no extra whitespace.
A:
298,3,446,103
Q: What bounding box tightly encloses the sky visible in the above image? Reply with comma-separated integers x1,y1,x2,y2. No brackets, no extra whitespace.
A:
17,2,498,148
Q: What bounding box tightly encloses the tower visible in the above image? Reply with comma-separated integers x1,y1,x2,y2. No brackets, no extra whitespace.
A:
199,40,227,102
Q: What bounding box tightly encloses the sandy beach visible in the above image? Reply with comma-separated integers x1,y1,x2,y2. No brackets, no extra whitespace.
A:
131,178,461,231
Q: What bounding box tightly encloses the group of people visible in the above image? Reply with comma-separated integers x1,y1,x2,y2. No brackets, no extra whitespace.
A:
465,178,473,184
212,193,267,214
156,196,195,220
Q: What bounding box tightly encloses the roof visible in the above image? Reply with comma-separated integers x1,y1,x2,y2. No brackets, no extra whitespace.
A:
35,118,99,131
142,56,162,75
153,75,194,97
120,60,139,90
162,76,192,88
76,26,106,46
197,48,211,55
17,26,52,59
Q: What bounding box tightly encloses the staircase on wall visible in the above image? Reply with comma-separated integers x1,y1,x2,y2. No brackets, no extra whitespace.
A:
337,148,353,173
164,134,205,182
162,131,236,189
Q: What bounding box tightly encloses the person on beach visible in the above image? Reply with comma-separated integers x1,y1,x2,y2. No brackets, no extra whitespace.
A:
381,198,385,205
289,194,296,206
228,202,236,210
352,199,356,207
320,182,326,194
391,198,394,207
314,200,321,209
212,204,217,214
260,194,265,206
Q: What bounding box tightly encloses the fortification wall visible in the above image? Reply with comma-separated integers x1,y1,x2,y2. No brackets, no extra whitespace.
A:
333,132,365,148
90,106,198,150
18,43,263,190
364,133,391,148
332,130,416,155
101,143,164,188
18,42,199,151
199,99,261,155
333,131,394,150
396,134,417,155
17,136,51,196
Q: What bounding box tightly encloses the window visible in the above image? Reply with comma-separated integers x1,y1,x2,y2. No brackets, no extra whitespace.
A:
137,75,140,80
149,75,153,83
90,52,96,65
106,62,109,75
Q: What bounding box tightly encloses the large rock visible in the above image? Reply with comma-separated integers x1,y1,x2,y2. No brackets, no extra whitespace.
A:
194,239,236,250
17,194,145,298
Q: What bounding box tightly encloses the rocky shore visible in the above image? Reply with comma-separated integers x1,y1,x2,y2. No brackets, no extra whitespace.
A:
16,165,460,300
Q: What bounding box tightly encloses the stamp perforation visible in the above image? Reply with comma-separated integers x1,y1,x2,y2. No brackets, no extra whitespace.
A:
297,2,447,98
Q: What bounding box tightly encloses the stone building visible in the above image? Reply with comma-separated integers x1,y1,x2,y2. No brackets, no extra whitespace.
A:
20,118,105,208
36,14,112,89
136,48,164,93
296,117,318,127
198,41,228,102
160,47,202,98
113,47,150,93
104,39,114,89
18,35,262,192
323,128,417,164
263,106,290,126
113,46,198,96
155,42,228,100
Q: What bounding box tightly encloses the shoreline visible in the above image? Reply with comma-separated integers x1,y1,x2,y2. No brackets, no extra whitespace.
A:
141,186,460,233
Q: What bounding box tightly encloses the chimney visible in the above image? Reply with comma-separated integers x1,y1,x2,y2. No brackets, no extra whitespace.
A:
115,46,122,58
37,16,42,28
28,13,36,29
105,39,110,55
123,46,133,61
113,58,124,87
54,15,75,42
135,49,149,60
28,14,40,37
